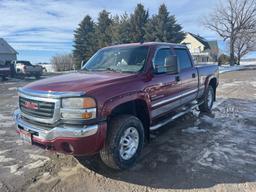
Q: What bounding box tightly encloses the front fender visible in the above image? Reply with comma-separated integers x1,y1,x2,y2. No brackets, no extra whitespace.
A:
100,91,151,118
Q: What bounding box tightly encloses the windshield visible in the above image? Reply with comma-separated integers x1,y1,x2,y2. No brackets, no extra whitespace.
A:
83,46,149,73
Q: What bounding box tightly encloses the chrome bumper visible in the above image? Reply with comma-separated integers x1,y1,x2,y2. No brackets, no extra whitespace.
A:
13,109,98,141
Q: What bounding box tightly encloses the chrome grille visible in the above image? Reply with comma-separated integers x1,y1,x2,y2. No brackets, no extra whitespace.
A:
19,96,55,118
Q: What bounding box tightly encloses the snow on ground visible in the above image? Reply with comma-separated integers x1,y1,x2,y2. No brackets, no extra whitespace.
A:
219,65,245,74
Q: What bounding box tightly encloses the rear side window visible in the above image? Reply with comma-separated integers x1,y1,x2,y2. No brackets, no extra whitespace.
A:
153,48,172,73
175,49,192,70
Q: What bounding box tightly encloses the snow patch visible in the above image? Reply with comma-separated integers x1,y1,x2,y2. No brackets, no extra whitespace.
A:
29,154,50,161
7,164,22,175
0,114,12,121
182,127,207,134
0,122,15,127
8,87,17,91
219,65,245,74
250,81,256,87
0,150,9,155
24,160,47,169
0,156,14,163
23,154,50,170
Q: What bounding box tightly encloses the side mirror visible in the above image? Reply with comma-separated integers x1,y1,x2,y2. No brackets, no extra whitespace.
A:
155,55,179,74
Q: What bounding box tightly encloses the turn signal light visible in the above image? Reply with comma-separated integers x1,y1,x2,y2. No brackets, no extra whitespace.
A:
83,98,96,108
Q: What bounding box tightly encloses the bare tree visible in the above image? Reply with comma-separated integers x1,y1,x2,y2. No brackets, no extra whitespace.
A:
204,0,256,66
51,53,75,72
234,31,256,64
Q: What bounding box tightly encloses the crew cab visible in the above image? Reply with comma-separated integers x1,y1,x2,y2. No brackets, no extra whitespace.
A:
14,42,218,170
12,60,43,79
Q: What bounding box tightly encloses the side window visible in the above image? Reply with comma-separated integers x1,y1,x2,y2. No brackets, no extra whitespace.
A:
153,48,172,73
175,49,192,70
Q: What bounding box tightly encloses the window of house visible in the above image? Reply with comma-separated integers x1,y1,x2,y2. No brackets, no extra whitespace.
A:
175,49,193,70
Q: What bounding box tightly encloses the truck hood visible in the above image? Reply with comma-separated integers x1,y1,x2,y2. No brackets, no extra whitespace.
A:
24,71,136,93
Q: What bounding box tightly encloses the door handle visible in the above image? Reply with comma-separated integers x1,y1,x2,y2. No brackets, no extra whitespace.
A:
175,76,180,82
192,73,196,78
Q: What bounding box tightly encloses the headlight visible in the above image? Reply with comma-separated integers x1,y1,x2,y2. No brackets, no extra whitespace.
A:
62,97,96,109
61,97,96,120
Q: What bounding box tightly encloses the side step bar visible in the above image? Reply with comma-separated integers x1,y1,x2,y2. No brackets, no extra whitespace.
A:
150,102,203,131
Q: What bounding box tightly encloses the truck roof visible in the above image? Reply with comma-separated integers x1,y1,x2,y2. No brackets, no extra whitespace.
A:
104,42,187,49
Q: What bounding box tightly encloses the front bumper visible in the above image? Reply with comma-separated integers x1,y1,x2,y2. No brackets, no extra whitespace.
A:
14,109,107,155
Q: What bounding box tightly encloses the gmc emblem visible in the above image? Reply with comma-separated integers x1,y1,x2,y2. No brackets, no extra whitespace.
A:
24,101,38,110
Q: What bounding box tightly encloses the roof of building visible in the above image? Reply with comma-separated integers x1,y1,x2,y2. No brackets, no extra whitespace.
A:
0,38,17,54
188,33,210,50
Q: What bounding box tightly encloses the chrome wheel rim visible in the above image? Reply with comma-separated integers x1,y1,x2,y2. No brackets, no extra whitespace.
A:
119,127,139,160
207,89,213,108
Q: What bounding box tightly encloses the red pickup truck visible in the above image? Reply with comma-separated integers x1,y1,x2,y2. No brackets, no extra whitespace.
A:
14,42,218,170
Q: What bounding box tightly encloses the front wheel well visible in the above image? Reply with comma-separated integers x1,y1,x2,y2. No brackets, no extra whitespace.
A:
109,100,150,142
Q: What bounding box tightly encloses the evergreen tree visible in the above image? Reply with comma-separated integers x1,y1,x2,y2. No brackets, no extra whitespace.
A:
110,15,121,44
111,13,132,44
96,10,113,48
130,4,149,42
145,4,185,43
73,15,96,68
119,13,133,43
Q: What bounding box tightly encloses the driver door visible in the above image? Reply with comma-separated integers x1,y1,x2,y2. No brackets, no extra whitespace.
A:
148,47,182,119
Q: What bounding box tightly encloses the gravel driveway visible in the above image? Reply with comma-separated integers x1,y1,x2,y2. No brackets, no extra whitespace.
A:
0,70,256,192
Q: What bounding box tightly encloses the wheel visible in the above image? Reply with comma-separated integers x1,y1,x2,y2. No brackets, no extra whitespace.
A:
100,115,144,170
199,85,214,113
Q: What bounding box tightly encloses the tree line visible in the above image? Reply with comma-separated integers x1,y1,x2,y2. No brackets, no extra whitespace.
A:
72,3,185,68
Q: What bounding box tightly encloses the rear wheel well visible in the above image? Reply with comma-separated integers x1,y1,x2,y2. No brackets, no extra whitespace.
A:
109,100,150,142
209,78,217,101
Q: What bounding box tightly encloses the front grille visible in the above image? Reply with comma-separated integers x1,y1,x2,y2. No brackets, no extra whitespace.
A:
19,96,55,119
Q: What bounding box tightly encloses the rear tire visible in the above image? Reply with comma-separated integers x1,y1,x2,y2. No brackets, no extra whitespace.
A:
199,85,214,113
100,115,144,170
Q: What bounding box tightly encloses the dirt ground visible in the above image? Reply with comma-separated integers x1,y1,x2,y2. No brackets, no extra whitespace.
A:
0,69,256,192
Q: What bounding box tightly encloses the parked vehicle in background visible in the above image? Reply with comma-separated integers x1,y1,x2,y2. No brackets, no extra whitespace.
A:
0,63,10,81
12,60,43,79
14,42,219,170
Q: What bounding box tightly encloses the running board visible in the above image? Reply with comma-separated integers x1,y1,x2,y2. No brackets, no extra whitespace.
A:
150,102,203,131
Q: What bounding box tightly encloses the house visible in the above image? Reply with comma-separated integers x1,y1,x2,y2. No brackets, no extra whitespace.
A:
181,33,219,63
0,38,17,65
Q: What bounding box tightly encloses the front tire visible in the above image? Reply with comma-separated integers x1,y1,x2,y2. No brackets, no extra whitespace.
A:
100,115,144,170
199,85,214,113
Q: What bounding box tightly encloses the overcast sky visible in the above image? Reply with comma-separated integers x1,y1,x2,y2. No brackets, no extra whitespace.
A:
0,0,254,63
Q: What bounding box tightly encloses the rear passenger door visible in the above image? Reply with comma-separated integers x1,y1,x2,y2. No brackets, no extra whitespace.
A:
174,48,198,104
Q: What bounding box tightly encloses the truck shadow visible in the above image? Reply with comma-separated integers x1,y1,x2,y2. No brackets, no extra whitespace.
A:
77,98,256,189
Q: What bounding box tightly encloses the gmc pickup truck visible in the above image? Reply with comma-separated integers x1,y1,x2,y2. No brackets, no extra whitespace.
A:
14,42,218,170
12,60,43,79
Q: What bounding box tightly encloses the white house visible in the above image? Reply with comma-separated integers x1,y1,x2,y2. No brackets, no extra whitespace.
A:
0,38,17,65
181,33,219,63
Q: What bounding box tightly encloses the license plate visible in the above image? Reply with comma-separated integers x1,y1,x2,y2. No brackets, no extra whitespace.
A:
19,130,32,144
